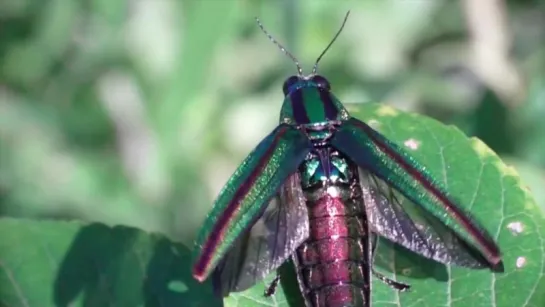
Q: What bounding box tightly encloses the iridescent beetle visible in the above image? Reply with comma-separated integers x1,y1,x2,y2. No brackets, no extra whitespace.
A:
192,11,503,307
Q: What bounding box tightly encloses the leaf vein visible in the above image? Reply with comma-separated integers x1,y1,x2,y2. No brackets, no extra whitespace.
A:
0,260,30,307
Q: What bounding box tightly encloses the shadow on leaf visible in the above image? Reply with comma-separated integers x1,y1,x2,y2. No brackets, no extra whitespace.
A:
373,239,449,282
53,223,222,307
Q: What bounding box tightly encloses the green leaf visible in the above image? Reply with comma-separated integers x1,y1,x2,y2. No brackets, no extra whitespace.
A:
0,218,222,307
226,102,544,307
500,157,545,214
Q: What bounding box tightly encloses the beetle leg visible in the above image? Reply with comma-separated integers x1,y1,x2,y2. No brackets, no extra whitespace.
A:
372,269,411,292
263,274,282,297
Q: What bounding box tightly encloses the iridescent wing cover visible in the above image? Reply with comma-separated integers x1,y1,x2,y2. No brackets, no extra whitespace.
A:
360,169,490,268
331,117,503,271
212,172,309,296
193,124,312,282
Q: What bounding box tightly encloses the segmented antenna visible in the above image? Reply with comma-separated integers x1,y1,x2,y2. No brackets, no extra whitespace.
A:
312,11,351,75
255,17,304,76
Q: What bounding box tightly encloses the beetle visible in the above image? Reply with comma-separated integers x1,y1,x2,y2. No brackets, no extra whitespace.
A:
192,11,503,307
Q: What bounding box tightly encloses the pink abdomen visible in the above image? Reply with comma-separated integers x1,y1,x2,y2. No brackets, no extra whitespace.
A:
293,191,371,307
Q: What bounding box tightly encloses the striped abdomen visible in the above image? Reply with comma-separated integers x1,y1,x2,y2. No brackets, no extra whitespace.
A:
293,148,371,307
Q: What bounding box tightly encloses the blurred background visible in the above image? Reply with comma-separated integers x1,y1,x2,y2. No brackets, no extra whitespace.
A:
0,0,544,246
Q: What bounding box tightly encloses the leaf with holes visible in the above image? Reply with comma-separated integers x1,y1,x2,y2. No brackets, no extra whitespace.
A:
0,218,222,307
224,103,544,307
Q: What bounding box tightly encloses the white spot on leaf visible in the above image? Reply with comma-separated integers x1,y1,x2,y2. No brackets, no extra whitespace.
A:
507,221,524,235
404,138,420,150
516,256,526,269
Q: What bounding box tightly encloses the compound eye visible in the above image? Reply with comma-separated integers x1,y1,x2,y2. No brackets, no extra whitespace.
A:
282,75,300,95
312,75,331,91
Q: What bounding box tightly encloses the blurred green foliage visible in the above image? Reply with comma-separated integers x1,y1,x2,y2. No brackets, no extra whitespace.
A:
1,0,544,245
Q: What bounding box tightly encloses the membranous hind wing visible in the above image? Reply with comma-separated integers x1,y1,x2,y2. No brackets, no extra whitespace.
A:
331,117,503,271
213,172,309,296
360,169,490,268
193,124,312,283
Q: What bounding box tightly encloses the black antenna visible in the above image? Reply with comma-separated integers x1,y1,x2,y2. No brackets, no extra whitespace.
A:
312,11,350,75
255,17,304,76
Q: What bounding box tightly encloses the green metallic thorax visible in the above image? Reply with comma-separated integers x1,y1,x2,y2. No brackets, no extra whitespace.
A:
279,85,350,126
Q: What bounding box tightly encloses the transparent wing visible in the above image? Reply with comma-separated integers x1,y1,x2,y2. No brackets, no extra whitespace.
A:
212,172,309,296
360,169,489,268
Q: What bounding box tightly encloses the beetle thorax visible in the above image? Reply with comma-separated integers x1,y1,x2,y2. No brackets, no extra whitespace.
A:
279,80,349,127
